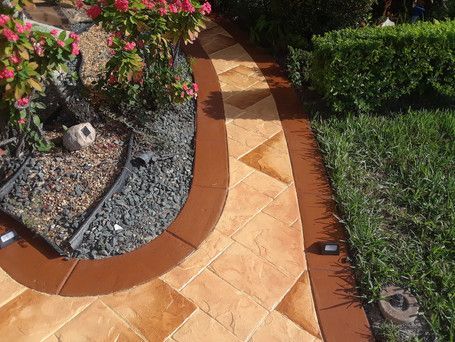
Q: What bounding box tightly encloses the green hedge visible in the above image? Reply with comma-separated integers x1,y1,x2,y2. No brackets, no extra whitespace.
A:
310,20,455,112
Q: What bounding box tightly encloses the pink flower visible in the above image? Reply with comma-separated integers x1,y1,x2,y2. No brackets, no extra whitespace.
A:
57,40,65,47
0,14,10,26
17,118,27,125
25,22,32,31
158,7,167,15
107,35,114,47
199,2,211,15
9,53,21,64
70,32,80,42
0,68,14,80
169,4,178,13
180,91,185,98
123,41,136,51
16,97,29,107
86,5,102,19
15,23,27,33
71,42,80,55
2,28,19,42
114,0,129,12
182,83,189,91
50,29,59,36
192,82,199,92
142,0,154,9
75,0,84,8
181,0,195,13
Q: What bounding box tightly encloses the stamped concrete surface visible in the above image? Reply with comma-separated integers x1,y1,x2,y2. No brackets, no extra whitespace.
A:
0,21,322,341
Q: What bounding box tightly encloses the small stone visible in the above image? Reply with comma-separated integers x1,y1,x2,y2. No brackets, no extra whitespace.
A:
114,224,123,231
63,122,96,151
379,285,419,324
74,185,83,197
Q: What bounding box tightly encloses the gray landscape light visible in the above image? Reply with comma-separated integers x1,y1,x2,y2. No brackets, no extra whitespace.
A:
0,230,17,249
320,242,340,255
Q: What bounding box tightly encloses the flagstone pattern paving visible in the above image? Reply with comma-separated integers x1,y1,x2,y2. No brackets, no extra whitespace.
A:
0,21,321,341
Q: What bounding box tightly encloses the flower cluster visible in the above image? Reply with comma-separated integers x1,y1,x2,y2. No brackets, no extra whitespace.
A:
181,82,198,98
77,0,211,105
83,0,211,18
1,12,80,154
0,68,14,79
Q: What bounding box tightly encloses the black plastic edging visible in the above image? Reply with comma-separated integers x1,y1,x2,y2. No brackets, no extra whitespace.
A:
68,135,134,250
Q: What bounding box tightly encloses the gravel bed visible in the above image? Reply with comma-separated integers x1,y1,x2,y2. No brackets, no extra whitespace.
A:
73,96,195,259
73,54,195,258
0,156,27,188
0,123,128,252
79,25,110,89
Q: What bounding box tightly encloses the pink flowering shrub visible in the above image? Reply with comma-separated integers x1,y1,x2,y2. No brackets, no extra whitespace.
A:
77,0,211,106
0,4,80,155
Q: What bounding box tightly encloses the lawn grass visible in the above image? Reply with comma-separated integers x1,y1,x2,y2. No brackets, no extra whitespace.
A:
312,108,455,340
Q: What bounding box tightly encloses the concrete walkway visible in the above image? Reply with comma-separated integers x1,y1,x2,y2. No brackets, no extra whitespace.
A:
0,21,321,341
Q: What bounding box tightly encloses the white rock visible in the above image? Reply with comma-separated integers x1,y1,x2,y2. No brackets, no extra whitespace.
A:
114,224,123,231
381,18,395,27
63,123,96,151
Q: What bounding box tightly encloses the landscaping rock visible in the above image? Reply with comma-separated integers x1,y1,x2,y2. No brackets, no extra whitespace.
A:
379,285,419,324
63,122,96,151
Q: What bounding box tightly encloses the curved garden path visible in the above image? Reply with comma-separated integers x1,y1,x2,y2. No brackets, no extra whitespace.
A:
0,19,371,341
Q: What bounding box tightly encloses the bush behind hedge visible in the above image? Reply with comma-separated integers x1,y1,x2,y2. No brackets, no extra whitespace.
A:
310,20,455,113
212,0,375,52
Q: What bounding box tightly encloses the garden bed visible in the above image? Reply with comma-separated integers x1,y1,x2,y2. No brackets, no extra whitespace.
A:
0,22,196,259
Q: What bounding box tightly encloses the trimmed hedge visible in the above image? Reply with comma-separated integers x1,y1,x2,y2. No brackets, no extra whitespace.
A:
310,20,455,112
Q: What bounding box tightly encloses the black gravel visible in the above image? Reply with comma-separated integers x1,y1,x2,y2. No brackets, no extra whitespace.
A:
73,98,195,259
0,156,26,188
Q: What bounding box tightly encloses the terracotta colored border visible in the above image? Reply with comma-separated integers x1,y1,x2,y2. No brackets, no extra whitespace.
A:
214,16,374,341
0,40,228,297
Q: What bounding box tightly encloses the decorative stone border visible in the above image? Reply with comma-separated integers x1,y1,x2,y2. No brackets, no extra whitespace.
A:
0,40,229,297
213,16,374,341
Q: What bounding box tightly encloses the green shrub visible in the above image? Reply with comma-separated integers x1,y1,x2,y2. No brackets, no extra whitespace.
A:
430,0,455,20
287,46,312,88
212,0,375,52
310,20,455,113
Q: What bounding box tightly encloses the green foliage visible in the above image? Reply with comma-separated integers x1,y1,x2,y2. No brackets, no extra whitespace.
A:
287,46,312,88
0,10,78,156
430,0,455,20
310,20,455,113
212,0,375,52
313,108,455,340
80,0,209,107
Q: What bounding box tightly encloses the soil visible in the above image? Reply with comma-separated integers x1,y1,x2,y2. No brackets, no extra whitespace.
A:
79,25,110,88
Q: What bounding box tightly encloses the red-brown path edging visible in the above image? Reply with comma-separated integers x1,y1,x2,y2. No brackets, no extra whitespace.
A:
0,40,229,297
214,16,374,342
